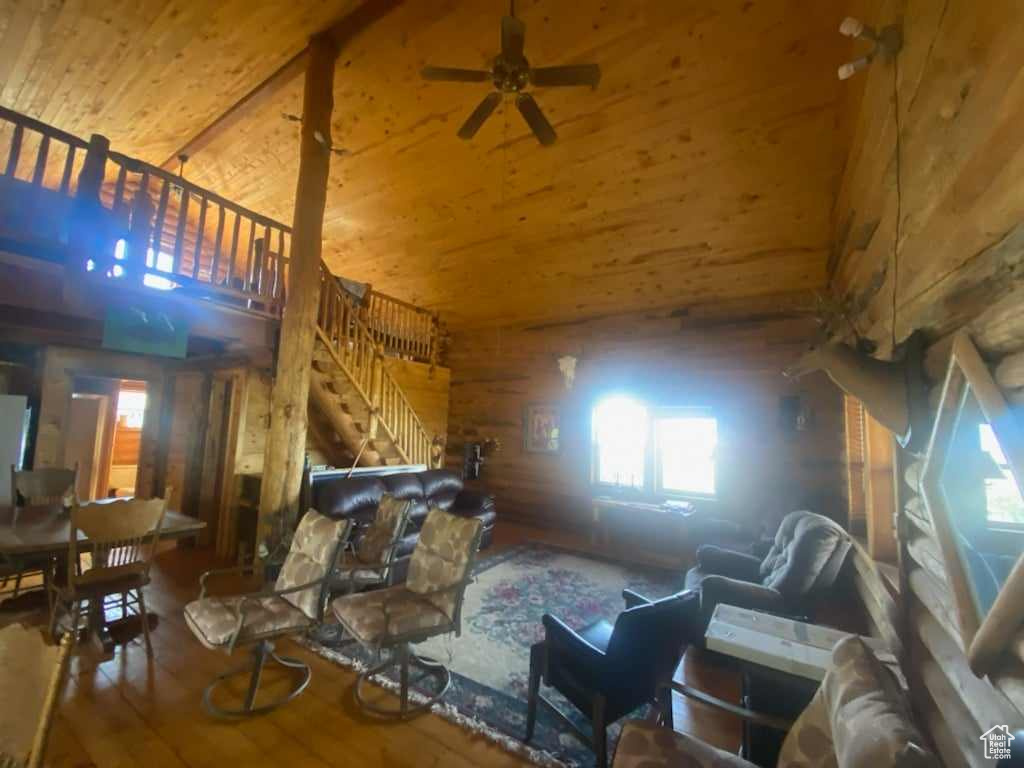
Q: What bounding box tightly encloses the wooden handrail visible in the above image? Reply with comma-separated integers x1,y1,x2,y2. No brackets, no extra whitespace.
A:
364,289,440,363
0,105,89,150
108,150,295,236
317,267,436,467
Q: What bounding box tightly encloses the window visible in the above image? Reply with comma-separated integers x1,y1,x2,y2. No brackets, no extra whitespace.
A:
655,411,718,496
143,248,177,290
592,398,718,498
116,389,147,428
978,423,1024,525
592,397,647,489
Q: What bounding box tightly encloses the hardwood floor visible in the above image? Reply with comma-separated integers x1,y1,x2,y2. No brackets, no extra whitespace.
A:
6,521,739,767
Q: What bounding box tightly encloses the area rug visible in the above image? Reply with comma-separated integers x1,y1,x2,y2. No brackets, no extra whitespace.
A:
307,543,685,767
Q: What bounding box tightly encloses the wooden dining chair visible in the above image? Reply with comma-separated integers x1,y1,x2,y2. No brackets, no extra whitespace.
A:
2,466,77,600
10,466,77,506
49,495,168,654
0,626,73,768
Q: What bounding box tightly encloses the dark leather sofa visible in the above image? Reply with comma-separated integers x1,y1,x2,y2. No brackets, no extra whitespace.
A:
308,467,496,582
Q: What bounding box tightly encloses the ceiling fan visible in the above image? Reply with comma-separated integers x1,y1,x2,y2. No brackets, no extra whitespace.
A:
421,2,601,146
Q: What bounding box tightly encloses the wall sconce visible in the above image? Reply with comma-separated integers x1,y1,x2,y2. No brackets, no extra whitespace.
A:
837,17,902,80
557,355,578,391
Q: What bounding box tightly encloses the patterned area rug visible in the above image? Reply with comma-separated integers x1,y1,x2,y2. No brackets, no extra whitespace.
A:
308,543,685,767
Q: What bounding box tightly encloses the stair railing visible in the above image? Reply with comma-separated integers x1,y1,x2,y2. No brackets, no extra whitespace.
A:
363,289,440,364
317,267,436,467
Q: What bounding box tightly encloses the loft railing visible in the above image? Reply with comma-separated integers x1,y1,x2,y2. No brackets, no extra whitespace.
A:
0,105,443,355
0,105,290,316
363,290,440,364
317,266,436,467
0,105,89,195
104,152,290,316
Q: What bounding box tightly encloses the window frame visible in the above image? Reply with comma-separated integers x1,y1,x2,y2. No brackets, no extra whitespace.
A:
590,397,649,492
651,406,718,500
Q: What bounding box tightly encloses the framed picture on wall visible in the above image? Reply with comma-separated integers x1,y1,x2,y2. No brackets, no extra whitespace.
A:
524,403,561,454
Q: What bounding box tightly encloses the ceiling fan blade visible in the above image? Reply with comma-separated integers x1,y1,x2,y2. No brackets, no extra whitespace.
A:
516,93,556,146
530,64,601,88
421,66,491,83
501,15,526,60
458,92,502,140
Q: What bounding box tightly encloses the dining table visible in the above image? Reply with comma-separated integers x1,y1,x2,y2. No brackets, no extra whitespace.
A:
0,501,206,652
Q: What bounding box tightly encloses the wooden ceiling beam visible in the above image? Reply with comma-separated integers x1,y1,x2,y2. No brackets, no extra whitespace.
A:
159,0,403,171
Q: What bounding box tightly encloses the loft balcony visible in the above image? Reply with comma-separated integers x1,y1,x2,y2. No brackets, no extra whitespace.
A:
0,105,442,362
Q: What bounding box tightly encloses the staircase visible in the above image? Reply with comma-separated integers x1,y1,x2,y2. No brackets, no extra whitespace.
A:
0,105,442,470
310,265,437,468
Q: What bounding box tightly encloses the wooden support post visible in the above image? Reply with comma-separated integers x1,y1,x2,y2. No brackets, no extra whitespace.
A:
257,33,338,560
67,133,110,285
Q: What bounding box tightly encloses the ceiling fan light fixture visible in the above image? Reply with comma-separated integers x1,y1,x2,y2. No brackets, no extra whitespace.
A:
421,7,599,145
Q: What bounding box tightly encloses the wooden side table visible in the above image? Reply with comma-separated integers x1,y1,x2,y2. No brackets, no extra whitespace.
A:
704,603,898,680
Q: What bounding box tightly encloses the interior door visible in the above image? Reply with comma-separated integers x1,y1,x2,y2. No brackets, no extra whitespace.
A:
65,395,110,501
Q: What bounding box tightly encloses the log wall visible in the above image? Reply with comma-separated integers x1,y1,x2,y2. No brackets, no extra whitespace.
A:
446,306,844,532
833,1,1024,763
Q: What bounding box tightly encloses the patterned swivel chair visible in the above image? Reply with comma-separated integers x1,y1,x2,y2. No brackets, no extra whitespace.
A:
184,509,352,717
331,508,483,719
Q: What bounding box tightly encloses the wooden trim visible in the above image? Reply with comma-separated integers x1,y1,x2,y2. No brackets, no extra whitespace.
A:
921,331,1024,676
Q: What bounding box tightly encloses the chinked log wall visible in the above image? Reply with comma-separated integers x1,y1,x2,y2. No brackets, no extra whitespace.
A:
832,2,1024,765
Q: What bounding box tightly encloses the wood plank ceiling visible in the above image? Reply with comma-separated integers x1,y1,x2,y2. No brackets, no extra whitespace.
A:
1,0,851,331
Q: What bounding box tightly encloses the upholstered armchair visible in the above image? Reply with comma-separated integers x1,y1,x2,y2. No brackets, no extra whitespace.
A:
184,510,352,717
331,508,483,719
685,510,852,636
610,636,934,768
525,589,697,768
331,493,412,595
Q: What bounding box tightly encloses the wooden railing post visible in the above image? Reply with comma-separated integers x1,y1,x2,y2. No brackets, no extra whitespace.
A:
258,32,338,562
126,176,154,286
429,312,441,371
69,133,110,277
368,352,384,439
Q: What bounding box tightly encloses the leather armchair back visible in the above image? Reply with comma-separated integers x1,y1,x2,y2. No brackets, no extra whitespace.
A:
604,591,694,693
758,510,852,598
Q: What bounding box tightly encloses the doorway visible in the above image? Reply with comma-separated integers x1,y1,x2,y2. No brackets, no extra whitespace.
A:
65,378,148,500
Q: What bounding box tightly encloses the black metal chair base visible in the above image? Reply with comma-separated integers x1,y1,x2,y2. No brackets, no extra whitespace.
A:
354,643,452,719
203,639,311,718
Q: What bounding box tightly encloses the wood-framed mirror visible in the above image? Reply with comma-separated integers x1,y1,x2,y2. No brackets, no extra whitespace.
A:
921,331,1024,677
